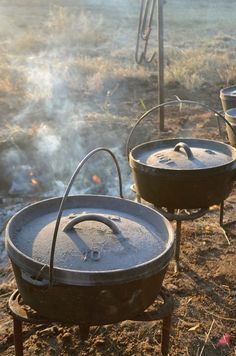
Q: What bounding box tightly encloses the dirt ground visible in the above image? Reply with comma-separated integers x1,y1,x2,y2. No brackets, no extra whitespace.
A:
0,1,236,355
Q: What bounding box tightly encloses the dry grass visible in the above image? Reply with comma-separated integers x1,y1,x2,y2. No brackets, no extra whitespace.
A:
46,5,109,48
0,3,149,103
165,40,236,90
13,33,45,53
0,55,26,96
0,2,236,103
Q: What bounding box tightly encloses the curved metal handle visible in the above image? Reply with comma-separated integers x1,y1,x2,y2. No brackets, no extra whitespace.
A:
47,147,124,287
126,99,236,158
63,213,120,235
173,142,194,160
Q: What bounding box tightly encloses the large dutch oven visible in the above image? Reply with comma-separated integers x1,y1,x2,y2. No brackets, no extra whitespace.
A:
127,100,236,210
5,148,174,325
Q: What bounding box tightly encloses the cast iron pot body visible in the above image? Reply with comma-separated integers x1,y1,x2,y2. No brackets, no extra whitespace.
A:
130,138,236,209
220,85,236,112
5,195,174,325
225,108,236,147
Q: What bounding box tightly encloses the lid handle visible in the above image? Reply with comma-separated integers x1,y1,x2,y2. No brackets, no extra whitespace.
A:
48,147,124,287
173,142,194,160
63,213,121,235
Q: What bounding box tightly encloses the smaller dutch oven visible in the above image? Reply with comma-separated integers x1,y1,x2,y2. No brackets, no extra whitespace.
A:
220,85,236,112
5,148,174,325
129,138,236,209
127,100,236,210
225,108,236,147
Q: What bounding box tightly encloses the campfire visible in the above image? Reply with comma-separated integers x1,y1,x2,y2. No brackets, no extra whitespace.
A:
92,174,102,185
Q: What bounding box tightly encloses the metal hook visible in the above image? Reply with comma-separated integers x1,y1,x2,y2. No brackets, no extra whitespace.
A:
135,0,157,64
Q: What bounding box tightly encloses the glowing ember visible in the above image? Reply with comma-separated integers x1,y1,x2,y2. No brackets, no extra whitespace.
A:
92,175,102,185
31,178,39,186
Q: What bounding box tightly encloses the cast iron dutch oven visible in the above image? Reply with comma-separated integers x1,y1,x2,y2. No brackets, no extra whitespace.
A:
127,100,236,210
5,148,174,325
220,85,236,112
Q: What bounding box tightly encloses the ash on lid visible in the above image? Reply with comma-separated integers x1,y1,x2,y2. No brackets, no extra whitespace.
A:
13,208,166,272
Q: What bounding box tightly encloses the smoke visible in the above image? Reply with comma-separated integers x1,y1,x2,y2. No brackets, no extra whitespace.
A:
0,1,142,198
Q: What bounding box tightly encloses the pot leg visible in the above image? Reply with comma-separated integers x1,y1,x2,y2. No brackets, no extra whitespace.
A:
219,201,224,226
130,184,141,203
79,324,90,341
13,317,23,356
136,193,141,203
174,220,182,272
161,314,172,356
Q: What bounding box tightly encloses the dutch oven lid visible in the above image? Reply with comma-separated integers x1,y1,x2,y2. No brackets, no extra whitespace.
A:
131,138,236,170
6,195,174,286
220,85,236,97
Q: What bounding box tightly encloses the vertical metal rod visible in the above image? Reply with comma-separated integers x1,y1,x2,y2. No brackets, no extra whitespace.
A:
219,201,224,226
136,192,141,203
174,220,182,272
216,114,224,139
13,318,23,356
161,315,172,356
157,0,165,131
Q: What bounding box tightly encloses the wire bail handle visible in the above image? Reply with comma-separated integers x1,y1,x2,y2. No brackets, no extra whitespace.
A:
48,147,124,286
126,98,236,158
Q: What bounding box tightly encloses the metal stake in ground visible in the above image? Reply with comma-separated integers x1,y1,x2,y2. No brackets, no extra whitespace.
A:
157,0,165,131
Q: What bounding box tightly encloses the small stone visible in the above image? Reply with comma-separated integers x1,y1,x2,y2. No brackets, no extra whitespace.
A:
49,347,56,355
61,332,72,343
166,283,178,291
52,326,59,334
36,341,42,348
28,346,36,353
56,335,62,343
37,326,56,336
94,338,105,347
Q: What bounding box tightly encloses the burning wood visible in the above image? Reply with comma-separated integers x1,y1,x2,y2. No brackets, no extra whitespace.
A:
92,175,102,185
31,178,39,186
28,171,40,188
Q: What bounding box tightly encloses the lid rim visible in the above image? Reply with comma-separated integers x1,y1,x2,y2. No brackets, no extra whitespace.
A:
220,85,236,97
130,138,235,171
7,237,174,286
